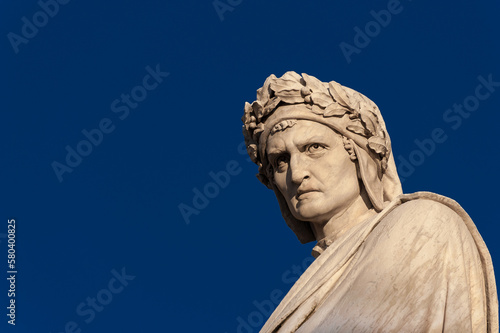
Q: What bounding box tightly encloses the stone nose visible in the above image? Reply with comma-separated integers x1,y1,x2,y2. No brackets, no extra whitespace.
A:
289,153,310,185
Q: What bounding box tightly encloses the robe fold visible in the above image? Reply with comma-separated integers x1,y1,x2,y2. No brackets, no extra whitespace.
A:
260,192,498,333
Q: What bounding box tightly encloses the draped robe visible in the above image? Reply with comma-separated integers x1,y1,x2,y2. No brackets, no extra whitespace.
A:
260,192,498,333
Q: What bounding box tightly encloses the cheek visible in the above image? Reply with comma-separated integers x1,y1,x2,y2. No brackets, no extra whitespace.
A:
273,172,286,190
318,152,357,185
273,173,291,198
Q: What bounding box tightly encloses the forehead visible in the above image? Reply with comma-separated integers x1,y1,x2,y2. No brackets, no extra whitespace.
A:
266,120,338,150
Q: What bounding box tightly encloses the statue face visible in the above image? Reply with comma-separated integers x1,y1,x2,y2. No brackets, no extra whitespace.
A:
266,119,360,224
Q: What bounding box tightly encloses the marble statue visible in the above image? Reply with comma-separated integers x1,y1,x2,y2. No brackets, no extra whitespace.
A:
242,72,498,332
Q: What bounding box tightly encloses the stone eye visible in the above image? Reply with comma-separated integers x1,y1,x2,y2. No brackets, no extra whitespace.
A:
276,155,288,166
273,155,289,172
307,143,324,153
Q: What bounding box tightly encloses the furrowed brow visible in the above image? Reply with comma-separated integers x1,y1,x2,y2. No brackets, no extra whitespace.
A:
267,148,285,157
295,136,327,147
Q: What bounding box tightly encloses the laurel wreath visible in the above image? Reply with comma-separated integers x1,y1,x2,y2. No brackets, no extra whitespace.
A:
242,71,389,186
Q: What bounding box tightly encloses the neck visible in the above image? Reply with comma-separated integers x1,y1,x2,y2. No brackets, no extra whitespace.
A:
311,185,375,242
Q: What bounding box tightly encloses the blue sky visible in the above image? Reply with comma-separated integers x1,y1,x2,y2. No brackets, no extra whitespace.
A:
1,0,500,332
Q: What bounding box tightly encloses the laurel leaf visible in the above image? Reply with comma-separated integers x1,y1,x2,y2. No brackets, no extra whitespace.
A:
368,136,387,155
311,104,324,115
323,104,348,117
256,74,276,102
263,97,281,118
252,123,265,141
328,81,351,108
275,88,301,96
243,102,253,123
251,101,264,121
359,112,377,136
274,91,303,104
309,92,332,108
247,143,259,163
271,79,303,94
302,73,329,95
281,71,303,82
346,119,368,137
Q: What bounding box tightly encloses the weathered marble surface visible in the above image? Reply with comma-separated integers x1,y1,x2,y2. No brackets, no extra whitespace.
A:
241,72,498,332
263,193,497,332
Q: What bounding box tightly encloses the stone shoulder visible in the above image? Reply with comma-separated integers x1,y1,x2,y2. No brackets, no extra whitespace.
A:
391,197,464,229
373,197,469,252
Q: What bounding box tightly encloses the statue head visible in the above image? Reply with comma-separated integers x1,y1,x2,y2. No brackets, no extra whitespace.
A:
242,71,402,244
